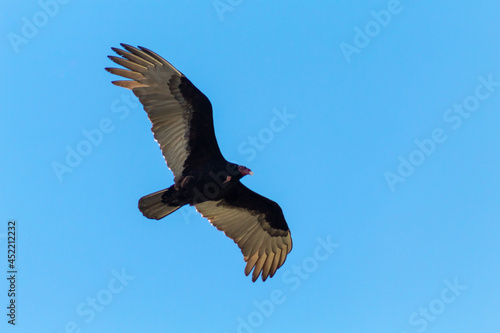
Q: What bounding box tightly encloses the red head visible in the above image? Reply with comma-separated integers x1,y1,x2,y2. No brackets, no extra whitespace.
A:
238,165,254,177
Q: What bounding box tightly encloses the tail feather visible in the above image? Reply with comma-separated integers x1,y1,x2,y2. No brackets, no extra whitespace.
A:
138,188,181,220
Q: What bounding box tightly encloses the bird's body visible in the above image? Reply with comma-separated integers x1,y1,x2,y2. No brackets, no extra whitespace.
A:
151,161,241,208
106,44,292,281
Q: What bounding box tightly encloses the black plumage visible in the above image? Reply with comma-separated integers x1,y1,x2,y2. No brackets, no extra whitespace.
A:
106,44,292,282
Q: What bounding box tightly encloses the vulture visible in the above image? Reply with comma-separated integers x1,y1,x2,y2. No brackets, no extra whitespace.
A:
105,44,292,282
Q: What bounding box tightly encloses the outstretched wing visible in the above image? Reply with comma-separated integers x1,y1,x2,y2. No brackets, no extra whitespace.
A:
105,44,224,181
195,183,292,282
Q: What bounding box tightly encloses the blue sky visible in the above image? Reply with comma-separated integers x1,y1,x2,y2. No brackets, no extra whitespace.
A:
1,0,500,332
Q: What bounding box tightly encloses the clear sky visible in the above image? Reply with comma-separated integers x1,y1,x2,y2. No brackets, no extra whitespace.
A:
1,0,500,332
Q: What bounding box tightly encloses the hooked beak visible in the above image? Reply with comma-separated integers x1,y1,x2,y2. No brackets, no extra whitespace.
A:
248,170,254,176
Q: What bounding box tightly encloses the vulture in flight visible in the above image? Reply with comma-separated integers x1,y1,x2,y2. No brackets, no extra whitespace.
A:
105,44,292,282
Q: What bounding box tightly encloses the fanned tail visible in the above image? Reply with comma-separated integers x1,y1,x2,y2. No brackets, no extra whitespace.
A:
138,188,181,220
